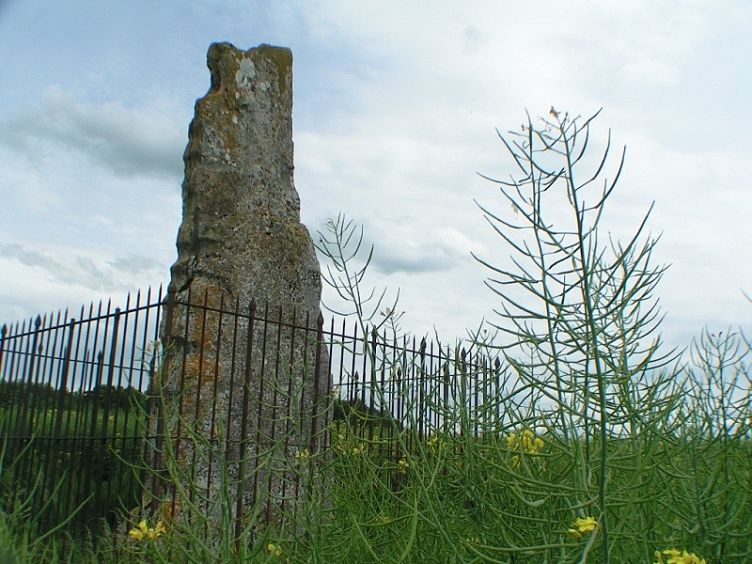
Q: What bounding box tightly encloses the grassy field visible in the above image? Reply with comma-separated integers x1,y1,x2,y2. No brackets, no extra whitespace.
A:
0,389,749,563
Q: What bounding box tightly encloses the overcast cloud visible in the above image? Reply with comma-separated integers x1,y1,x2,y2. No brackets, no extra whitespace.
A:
0,1,749,350
1,88,184,179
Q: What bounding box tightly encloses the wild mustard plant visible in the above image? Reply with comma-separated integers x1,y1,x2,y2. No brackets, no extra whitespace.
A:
474,109,679,561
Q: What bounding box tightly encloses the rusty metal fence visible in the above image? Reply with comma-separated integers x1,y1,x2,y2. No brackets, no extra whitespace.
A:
0,287,506,536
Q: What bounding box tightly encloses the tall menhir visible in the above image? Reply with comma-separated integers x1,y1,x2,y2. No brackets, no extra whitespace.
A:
153,42,330,530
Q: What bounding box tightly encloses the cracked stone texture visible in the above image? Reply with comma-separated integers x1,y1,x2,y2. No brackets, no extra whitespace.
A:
155,42,330,527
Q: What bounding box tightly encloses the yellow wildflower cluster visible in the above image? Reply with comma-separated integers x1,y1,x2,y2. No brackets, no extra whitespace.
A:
267,543,284,558
295,448,310,461
506,428,544,468
333,430,366,455
426,435,444,454
128,519,166,541
567,516,597,539
506,428,544,454
654,548,706,564
397,456,410,475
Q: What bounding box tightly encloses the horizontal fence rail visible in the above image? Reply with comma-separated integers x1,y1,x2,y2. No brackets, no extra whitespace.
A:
0,287,511,536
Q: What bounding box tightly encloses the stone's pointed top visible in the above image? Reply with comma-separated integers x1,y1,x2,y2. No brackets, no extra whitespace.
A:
206,42,292,97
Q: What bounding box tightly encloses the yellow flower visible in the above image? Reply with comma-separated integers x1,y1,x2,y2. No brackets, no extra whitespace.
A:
295,448,310,461
567,516,597,538
506,428,544,456
267,543,284,558
147,521,166,540
128,519,165,541
654,548,706,564
397,457,409,475
128,520,146,541
426,435,443,453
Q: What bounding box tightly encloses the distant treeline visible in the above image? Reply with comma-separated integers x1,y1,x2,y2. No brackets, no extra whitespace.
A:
0,380,148,412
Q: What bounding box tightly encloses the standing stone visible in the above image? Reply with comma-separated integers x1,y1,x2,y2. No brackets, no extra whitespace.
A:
154,42,330,532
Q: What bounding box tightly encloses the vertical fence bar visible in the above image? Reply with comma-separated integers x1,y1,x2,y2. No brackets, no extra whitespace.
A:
359,325,368,437
270,306,285,512
235,298,256,544
37,310,62,442
254,302,270,523
107,297,131,521
1,322,21,441
72,301,96,526
223,297,241,495
442,346,450,435
292,311,311,516
19,315,45,497
324,316,336,452
61,304,85,521
308,312,325,488
188,290,210,508
80,301,104,527
350,323,358,407
123,288,144,520
92,305,114,523
99,306,121,524
205,292,225,521
427,339,435,438
418,337,426,441
45,317,76,530
368,327,377,444
378,331,387,459
151,287,174,512
171,285,193,509
33,310,56,529
0,324,8,443
15,316,41,478
0,324,6,381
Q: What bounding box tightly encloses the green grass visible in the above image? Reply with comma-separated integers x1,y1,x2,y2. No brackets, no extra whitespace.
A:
0,400,749,562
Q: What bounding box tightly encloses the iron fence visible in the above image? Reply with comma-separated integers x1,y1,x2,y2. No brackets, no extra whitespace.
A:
0,287,508,536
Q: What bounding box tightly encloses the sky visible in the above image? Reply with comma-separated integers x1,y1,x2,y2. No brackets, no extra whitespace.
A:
0,0,750,352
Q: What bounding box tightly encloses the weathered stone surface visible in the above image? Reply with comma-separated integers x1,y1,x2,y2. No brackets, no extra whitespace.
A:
171,42,320,308
154,42,329,530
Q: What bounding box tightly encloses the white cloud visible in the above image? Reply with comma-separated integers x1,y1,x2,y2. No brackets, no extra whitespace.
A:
0,243,168,324
0,87,185,180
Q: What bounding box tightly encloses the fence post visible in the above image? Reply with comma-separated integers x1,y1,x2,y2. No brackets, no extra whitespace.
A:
15,316,42,454
44,317,77,531
418,337,427,440
52,319,76,439
308,312,328,458
149,288,176,514
235,298,257,545
0,324,6,377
